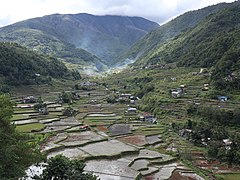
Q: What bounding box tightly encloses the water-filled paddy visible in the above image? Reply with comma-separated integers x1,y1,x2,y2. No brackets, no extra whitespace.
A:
60,131,105,146
80,139,138,156
85,158,139,179
48,148,89,159
108,124,132,136
87,113,116,117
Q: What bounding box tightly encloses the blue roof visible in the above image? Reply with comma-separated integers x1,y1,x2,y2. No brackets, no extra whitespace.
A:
218,96,228,98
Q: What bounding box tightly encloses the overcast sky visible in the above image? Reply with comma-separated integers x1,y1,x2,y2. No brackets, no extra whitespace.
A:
0,0,236,27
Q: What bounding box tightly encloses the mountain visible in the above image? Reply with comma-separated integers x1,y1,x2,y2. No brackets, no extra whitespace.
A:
0,13,159,68
0,42,78,86
132,1,240,90
116,2,232,66
0,18,106,72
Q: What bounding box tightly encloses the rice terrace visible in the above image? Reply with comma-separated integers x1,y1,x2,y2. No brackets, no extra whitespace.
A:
9,65,240,179
0,1,240,180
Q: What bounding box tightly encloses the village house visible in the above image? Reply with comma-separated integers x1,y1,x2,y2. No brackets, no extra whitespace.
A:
179,84,187,93
120,93,132,99
217,96,228,102
17,104,34,108
139,113,157,124
170,77,177,81
72,92,80,100
39,107,49,115
201,137,211,146
202,84,209,91
22,96,37,103
171,88,183,98
143,112,157,124
89,99,97,104
130,99,135,104
165,63,177,69
130,96,136,100
35,73,41,77
80,81,97,86
139,115,145,121
127,107,137,113
199,68,208,74
145,64,165,69
171,91,181,98
79,125,89,131
222,138,232,150
119,94,138,104
179,129,192,140
179,84,186,88
192,72,198,75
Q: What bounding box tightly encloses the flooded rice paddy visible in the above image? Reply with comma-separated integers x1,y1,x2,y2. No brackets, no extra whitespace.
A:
14,89,206,180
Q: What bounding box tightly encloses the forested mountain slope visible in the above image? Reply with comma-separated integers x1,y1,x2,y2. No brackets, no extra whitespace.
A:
0,42,78,86
116,2,233,66
134,2,240,89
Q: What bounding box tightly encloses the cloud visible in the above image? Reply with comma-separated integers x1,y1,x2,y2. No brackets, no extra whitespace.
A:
0,15,12,27
0,0,236,27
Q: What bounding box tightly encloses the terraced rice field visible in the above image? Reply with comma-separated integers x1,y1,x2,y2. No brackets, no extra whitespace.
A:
14,85,209,180
16,123,45,133
59,131,105,146
85,159,139,180
118,135,148,146
108,124,132,136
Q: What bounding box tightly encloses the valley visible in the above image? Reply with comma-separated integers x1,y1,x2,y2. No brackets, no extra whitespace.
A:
9,66,240,180
0,1,239,179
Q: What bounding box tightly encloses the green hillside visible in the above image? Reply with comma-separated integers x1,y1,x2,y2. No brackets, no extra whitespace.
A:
116,2,232,66
0,42,79,86
134,2,240,90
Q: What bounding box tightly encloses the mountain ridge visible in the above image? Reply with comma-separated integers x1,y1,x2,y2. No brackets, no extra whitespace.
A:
116,2,233,66
0,13,159,69
131,1,240,90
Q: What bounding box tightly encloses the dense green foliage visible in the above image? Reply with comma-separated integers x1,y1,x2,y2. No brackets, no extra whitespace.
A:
185,104,240,164
187,105,240,126
0,42,79,85
35,155,98,180
0,94,42,179
155,4,240,69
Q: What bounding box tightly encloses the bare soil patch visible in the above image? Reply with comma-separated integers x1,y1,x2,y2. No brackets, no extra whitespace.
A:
118,135,147,146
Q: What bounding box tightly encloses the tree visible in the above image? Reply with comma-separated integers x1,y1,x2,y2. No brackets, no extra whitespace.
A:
62,107,76,117
71,70,81,80
0,94,42,179
35,155,98,180
34,103,47,111
60,92,73,104
207,141,222,158
233,108,240,124
187,119,193,129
